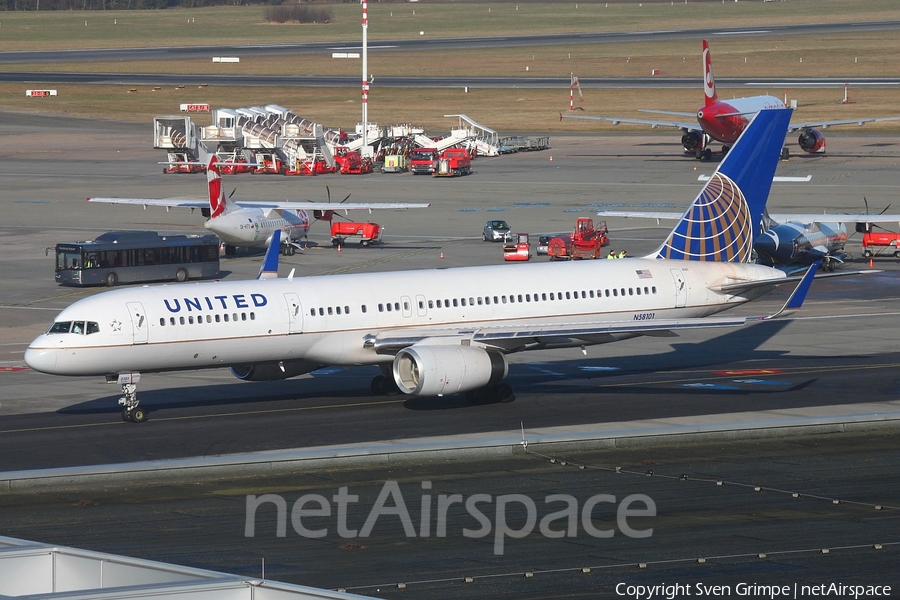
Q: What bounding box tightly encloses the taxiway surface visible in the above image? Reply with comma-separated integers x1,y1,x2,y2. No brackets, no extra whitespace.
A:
1,112,899,596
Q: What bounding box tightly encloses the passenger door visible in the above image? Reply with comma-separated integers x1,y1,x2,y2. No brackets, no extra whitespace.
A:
284,293,303,334
126,302,148,344
670,269,686,308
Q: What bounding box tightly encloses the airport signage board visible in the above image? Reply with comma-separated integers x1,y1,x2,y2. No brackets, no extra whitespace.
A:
26,89,57,97
180,103,211,112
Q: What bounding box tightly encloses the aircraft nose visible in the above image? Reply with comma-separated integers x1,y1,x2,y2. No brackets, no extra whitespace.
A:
24,343,58,373
754,231,780,260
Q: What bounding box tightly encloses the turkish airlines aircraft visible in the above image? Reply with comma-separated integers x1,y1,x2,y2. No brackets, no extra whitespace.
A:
27,109,829,423
88,157,430,255
564,39,900,160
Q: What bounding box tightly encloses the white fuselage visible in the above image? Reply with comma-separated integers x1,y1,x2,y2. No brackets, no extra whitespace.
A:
206,208,310,248
25,259,784,378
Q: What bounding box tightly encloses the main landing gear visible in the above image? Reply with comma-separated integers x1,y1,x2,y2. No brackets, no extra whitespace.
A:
370,374,400,395
116,373,147,423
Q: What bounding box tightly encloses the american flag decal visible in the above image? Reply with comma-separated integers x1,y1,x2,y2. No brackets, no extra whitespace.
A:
636,269,653,279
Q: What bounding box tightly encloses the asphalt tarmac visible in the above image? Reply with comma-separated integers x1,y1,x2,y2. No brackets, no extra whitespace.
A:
1,111,899,596
0,431,897,598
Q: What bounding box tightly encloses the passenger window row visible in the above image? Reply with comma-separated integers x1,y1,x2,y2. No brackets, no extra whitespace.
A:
300,285,661,323
309,305,352,317
159,312,256,326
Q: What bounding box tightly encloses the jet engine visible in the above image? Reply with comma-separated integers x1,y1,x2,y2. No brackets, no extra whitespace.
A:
798,129,826,153
230,359,321,382
392,345,508,396
681,130,704,153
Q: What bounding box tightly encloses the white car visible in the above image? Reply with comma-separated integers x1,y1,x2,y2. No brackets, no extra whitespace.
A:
482,220,513,242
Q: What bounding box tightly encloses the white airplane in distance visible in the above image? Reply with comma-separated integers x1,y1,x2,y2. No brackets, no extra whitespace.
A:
88,156,430,256
28,108,842,423
563,39,900,160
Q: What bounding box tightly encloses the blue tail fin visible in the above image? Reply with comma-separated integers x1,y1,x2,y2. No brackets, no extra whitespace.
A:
257,229,281,280
655,107,792,262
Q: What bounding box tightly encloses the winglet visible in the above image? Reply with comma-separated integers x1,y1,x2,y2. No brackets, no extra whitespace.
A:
761,260,819,320
257,230,281,280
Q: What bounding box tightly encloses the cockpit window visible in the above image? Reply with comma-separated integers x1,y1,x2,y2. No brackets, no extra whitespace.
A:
46,320,99,334
47,321,71,334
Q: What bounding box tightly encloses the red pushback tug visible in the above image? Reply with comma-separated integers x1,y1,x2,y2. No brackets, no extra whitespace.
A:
503,233,531,261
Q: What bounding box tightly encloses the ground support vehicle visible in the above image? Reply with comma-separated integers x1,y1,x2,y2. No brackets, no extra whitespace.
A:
54,231,220,287
433,148,472,177
410,148,438,175
862,230,900,258
334,147,373,175
331,222,382,247
381,154,409,173
503,233,531,261
547,218,609,260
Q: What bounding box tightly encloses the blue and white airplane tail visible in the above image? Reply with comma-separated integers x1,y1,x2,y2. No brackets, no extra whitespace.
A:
257,229,281,280
654,107,792,262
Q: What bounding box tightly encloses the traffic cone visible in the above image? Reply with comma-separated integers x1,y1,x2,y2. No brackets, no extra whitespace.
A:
869,256,874,268
440,252,444,260
337,243,342,253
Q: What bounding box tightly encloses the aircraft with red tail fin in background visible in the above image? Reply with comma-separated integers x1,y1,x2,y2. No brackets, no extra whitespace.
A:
88,157,429,255
563,39,900,160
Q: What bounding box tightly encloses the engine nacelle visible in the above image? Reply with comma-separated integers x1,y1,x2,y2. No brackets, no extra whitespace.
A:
392,345,508,396
798,129,826,153
230,359,321,382
681,130,704,152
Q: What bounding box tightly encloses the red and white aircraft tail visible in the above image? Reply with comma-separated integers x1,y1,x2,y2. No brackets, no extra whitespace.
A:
702,39,718,107
206,156,238,218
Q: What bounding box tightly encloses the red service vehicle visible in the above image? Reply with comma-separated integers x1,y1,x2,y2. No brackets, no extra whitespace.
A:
333,147,373,175
433,147,472,177
861,228,900,258
410,148,438,175
503,233,531,261
331,221,382,247
547,218,609,260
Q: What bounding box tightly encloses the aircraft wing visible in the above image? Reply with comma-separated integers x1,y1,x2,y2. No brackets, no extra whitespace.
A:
638,109,697,118
369,314,751,354
597,210,900,228
767,213,900,226
88,197,430,211
231,201,430,211
88,197,207,209
561,113,697,131
788,117,900,132
596,210,682,220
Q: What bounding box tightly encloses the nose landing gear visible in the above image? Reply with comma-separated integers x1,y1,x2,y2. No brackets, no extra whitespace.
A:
116,373,147,423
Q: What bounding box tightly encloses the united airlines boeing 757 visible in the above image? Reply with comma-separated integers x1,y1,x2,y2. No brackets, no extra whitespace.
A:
27,108,824,423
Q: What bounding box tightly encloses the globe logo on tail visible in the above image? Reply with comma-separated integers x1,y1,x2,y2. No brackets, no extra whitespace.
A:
657,172,753,262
